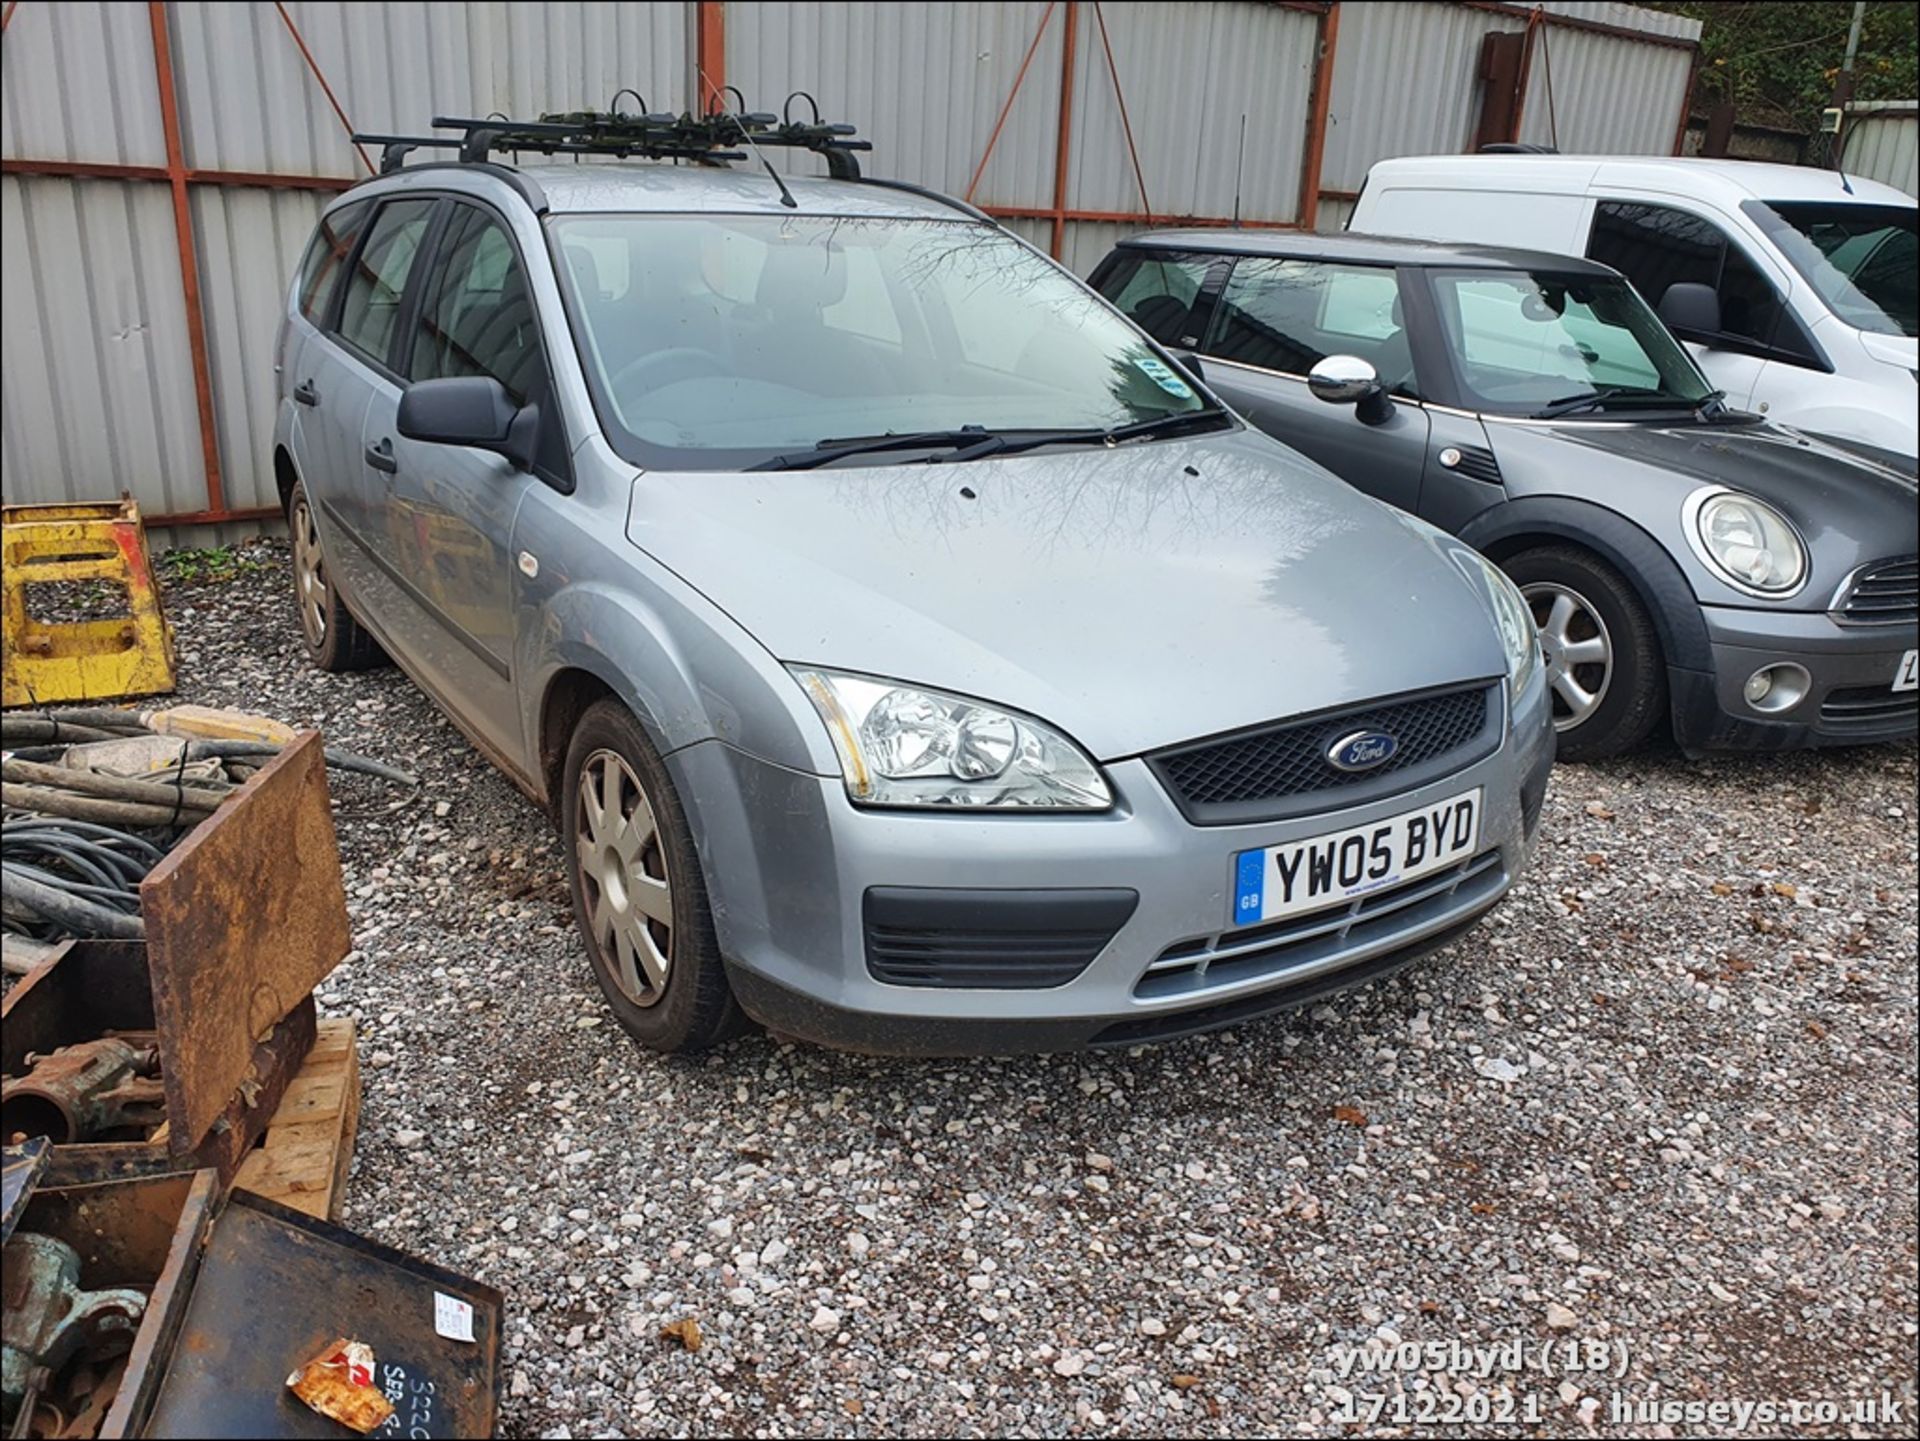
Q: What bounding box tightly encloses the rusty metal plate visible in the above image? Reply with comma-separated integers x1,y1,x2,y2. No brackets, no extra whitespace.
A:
138,732,350,1155
140,1191,501,1438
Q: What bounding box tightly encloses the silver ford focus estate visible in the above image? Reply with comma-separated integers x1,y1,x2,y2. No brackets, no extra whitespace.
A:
272,113,1554,1054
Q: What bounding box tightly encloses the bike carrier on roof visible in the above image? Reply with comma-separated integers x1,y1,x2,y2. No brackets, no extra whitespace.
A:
352,92,870,180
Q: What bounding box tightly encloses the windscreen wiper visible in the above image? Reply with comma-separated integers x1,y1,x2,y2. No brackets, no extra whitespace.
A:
748,428,999,472
749,408,1232,471
1531,386,1691,420
942,406,1233,463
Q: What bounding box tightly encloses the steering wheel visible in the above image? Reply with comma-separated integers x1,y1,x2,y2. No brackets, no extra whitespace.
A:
610,347,727,396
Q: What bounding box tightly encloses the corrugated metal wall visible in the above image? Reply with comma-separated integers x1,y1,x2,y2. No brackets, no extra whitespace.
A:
1322,1,1527,201
1517,21,1694,154
1843,102,1918,197
0,175,204,510
1,0,688,531
2,1,1701,534
724,0,1322,244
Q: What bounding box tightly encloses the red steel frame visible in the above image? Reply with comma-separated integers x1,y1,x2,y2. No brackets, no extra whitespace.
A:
147,0,228,520
1,1,366,527
1296,0,1341,230
1,0,1700,523
695,0,725,109
966,0,1340,253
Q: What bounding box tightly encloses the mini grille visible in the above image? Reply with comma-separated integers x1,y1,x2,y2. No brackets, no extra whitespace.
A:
1149,685,1495,823
1819,684,1918,733
1835,557,1917,626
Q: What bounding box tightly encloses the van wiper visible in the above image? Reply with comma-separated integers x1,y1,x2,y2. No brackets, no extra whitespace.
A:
749,428,1000,472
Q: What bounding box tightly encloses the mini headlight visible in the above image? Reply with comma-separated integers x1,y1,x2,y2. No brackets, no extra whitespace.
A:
792,668,1112,810
1474,555,1539,693
1687,488,1807,596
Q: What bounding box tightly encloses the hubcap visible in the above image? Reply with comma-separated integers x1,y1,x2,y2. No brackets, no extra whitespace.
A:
1524,582,1613,732
575,750,673,1007
291,497,328,647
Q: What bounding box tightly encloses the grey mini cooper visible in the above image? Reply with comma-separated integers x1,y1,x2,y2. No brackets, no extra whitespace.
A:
273,124,1552,1054
1092,231,1919,760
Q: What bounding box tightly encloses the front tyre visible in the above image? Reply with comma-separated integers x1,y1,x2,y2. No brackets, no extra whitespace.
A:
561,699,741,1053
1504,546,1666,762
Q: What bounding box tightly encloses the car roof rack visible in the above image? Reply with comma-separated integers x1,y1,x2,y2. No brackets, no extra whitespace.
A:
353,92,870,180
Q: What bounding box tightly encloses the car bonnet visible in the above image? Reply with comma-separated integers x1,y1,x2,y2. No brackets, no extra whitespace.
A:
623,429,1509,760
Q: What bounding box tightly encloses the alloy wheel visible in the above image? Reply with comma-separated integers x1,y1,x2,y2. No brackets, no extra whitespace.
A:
575,749,674,1007
1524,581,1614,732
291,496,329,648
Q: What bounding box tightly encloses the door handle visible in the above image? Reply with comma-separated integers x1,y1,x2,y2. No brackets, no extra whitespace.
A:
364,437,398,474
292,380,319,407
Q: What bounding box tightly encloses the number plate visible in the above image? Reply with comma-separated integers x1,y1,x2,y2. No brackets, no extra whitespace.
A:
1896,649,1918,693
1232,789,1483,927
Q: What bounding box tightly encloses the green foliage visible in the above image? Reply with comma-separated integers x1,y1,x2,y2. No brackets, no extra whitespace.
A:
158,544,261,585
1646,1,1918,130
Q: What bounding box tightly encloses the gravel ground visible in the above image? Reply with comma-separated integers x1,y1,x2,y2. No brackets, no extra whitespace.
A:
156,539,1916,1438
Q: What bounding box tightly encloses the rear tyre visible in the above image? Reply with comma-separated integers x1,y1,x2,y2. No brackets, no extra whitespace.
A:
1503,546,1665,762
287,481,387,672
561,698,743,1053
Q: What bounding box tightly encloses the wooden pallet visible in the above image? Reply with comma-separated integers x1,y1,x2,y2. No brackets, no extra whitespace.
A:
233,1017,360,1221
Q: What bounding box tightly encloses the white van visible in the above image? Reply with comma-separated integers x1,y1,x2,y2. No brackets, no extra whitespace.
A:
1351,156,1918,466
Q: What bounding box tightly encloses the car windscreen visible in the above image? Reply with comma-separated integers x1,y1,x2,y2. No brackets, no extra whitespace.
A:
548,213,1206,469
1745,199,1918,338
1425,269,1715,417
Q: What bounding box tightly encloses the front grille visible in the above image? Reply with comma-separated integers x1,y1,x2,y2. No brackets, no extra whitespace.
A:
1135,849,1505,1001
1834,557,1918,626
863,887,1137,989
1820,683,1918,733
1148,684,1499,825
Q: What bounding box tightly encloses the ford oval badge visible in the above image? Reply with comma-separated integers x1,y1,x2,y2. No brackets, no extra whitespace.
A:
1327,730,1399,773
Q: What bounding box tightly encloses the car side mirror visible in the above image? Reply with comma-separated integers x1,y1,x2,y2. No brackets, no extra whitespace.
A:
1172,350,1206,385
1307,354,1393,425
398,376,535,472
1657,281,1723,343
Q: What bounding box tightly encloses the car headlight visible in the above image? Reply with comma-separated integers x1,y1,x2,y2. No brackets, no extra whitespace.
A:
1685,487,1807,596
791,668,1112,810
1474,555,1539,693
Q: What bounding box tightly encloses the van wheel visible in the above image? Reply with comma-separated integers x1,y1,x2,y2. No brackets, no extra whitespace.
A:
561,699,743,1053
287,482,386,671
1503,546,1665,762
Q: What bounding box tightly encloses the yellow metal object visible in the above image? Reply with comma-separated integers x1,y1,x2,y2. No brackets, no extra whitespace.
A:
2,499,177,707
141,703,297,745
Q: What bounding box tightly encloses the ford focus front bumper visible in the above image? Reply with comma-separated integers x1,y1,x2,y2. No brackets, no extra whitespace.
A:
669,669,1556,1055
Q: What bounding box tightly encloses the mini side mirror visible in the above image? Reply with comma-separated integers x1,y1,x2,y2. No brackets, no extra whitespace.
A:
1657,281,1723,342
398,376,534,471
1308,354,1393,425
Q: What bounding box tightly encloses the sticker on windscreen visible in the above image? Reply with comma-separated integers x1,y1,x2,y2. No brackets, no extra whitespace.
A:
1132,356,1194,398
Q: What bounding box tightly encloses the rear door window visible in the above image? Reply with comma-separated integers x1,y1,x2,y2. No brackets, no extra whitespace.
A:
334,198,438,371
295,200,370,323
1206,258,1419,395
